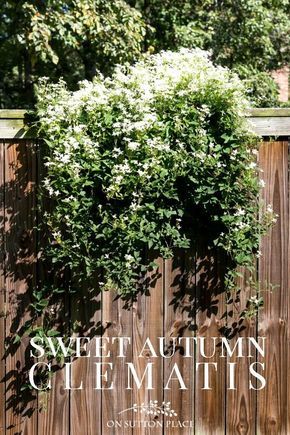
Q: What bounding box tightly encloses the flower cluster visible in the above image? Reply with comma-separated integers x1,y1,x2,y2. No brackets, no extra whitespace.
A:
36,48,276,297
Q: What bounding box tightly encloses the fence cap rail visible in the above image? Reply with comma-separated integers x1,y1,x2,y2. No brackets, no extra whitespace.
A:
0,108,289,138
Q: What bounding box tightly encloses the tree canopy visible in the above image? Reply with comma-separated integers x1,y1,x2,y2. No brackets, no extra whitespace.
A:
0,0,289,108
0,0,145,107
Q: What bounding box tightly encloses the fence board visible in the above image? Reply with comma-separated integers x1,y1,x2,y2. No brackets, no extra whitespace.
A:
0,141,5,434
37,372,70,435
70,286,102,435
257,141,289,434
4,140,38,435
226,268,257,434
163,251,194,433
0,133,289,435
36,142,70,435
195,246,226,435
101,290,133,434
132,255,164,435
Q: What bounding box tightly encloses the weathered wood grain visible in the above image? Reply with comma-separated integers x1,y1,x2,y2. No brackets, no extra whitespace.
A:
4,140,38,435
194,245,226,435
226,268,257,435
37,287,70,435
0,141,5,434
248,117,290,136
163,251,194,434
132,255,164,435
257,141,289,434
248,108,290,117
0,110,27,119
288,146,290,435
35,141,70,435
37,372,70,435
0,135,289,434
2,111,290,139
101,290,133,435
69,284,102,435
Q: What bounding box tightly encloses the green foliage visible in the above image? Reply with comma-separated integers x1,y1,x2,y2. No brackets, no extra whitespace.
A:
0,0,145,107
234,65,280,108
1,0,289,108
36,49,277,298
209,0,290,71
133,0,290,71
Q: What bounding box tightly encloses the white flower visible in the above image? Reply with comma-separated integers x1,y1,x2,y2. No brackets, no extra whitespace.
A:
234,208,245,216
73,125,86,134
235,221,249,230
249,296,262,306
116,162,130,174
114,175,123,184
128,141,139,151
48,187,54,196
256,250,262,258
52,230,61,239
112,148,122,158
55,152,71,164
43,178,50,188
266,204,273,213
230,149,238,160
259,179,265,188
249,296,258,303
248,161,257,169
130,200,141,211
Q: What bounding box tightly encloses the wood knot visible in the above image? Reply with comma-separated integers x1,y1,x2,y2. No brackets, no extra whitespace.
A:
279,318,285,326
237,422,248,434
267,417,277,427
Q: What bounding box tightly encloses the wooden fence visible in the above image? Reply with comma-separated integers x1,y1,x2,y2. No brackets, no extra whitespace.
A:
0,109,289,435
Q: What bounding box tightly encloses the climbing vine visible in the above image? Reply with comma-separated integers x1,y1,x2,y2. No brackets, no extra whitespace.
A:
36,48,276,305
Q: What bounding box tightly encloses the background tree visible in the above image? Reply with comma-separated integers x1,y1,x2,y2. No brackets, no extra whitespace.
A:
0,0,145,107
129,0,289,106
0,0,289,108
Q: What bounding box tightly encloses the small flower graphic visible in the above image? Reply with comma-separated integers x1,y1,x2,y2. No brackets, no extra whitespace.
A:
119,400,177,417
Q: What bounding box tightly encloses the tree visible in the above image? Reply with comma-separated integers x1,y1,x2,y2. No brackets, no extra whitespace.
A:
129,0,289,106
0,0,289,107
0,0,145,107
129,0,290,71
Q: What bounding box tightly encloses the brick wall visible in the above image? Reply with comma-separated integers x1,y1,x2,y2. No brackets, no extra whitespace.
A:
271,66,289,102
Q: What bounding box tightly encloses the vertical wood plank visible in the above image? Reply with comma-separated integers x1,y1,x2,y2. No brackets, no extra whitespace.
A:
163,251,194,433
37,143,70,435
101,290,133,434
37,369,70,435
288,139,290,435
194,245,226,435
5,140,38,435
226,268,257,434
0,140,5,435
70,286,102,435
257,141,289,434
132,255,164,435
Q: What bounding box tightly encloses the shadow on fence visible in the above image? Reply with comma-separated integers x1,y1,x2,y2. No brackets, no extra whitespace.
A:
1,140,247,428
